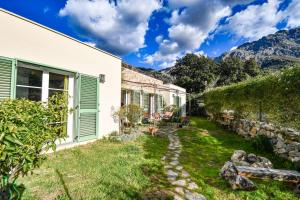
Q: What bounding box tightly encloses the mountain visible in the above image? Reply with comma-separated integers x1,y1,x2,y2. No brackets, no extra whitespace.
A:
219,27,300,68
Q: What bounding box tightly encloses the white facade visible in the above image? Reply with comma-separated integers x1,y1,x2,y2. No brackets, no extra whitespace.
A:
162,84,187,117
0,9,121,148
122,67,187,117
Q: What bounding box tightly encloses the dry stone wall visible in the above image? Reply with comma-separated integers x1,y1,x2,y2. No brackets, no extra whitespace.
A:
220,118,300,162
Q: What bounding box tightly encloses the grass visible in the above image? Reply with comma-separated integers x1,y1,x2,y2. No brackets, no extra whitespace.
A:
177,117,298,200
17,135,171,200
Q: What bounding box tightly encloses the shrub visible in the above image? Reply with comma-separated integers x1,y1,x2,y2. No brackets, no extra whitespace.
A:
203,65,300,129
0,94,69,199
251,135,273,153
113,104,144,134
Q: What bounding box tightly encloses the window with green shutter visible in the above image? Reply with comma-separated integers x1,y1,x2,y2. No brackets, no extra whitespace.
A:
155,94,163,113
76,74,99,142
143,93,150,112
131,91,141,106
0,57,14,100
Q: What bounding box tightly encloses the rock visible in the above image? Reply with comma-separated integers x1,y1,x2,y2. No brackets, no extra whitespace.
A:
230,175,256,190
176,165,183,171
254,156,273,168
185,191,206,200
246,153,257,163
220,161,238,179
233,161,250,167
276,148,287,154
188,182,199,190
250,127,257,137
231,150,246,162
172,179,186,187
175,187,185,195
236,165,300,183
182,170,190,178
289,151,300,158
170,160,179,166
167,170,178,178
276,139,285,149
174,194,185,200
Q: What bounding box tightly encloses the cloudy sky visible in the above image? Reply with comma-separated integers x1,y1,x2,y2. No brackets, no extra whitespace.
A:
1,0,299,69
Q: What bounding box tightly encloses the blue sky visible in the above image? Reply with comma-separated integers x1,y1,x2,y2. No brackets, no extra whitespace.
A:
0,0,299,70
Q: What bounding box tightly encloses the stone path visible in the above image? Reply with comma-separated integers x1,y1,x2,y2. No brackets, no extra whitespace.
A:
160,128,206,200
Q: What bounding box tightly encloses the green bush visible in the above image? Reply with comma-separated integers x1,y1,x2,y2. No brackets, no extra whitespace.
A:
251,135,273,153
203,65,300,129
0,94,69,199
113,104,144,134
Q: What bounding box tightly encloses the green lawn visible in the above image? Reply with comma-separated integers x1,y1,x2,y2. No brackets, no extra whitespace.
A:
177,117,298,200
18,135,171,200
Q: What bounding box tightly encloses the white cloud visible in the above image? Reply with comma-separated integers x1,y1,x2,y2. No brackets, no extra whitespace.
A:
59,0,161,55
223,0,283,41
146,0,252,68
230,46,238,51
283,0,300,28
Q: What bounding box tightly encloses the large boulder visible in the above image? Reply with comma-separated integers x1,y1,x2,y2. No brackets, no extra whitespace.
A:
231,150,246,162
230,175,256,190
220,161,238,179
231,150,273,169
220,161,256,190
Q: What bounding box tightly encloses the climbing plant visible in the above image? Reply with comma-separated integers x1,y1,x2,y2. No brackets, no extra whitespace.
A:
0,93,69,199
203,65,300,129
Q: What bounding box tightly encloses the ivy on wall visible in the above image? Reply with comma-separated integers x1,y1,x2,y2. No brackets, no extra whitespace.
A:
203,65,300,129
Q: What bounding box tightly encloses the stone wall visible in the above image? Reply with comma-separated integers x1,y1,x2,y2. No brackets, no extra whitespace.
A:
219,118,300,162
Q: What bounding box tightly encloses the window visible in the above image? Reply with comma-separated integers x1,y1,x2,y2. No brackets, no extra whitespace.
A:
155,94,163,113
49,73,68,97
143,93,150,112
15,61,74,142
131,91,141,106
16,67,43,101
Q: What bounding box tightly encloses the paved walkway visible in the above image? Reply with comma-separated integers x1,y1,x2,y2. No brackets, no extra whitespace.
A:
160,128,206,200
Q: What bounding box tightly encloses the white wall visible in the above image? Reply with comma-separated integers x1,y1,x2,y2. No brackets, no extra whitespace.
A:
162,84,187,117
0,9,121,138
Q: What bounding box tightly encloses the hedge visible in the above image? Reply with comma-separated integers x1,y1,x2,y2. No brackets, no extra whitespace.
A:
203,65,300,129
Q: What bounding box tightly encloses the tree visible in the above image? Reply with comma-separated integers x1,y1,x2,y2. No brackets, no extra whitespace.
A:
0,94,69,199
244,58,260,77
169,54,217,93
217,57,261,86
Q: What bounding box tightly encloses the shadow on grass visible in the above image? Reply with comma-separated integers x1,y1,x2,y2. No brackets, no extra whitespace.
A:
55,169,73,200
178,117,298,199
139,134,173,200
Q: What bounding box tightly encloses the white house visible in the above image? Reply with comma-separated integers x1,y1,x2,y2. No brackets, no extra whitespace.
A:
0,9,121,149
0,8,187,150
121,66,187,118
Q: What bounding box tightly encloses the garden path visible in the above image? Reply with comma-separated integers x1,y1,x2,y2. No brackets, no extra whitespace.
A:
159,128,206,200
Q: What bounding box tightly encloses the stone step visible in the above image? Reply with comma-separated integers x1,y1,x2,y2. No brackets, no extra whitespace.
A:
236,166,300,183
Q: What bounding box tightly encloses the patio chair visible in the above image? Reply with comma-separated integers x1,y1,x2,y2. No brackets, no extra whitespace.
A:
142,112,150,124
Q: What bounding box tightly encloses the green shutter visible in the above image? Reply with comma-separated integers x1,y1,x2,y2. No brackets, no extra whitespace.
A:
155,95,163,113
0,57,15,100
143,93,149,112
76,74,99,142
132,91,140,106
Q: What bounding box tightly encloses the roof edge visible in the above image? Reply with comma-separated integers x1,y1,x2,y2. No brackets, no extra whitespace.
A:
0,8,122,60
